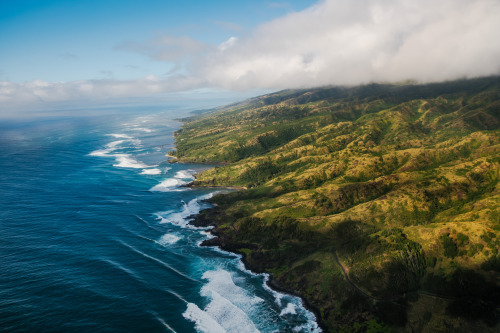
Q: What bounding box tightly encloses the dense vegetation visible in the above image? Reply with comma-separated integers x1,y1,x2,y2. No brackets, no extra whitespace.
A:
172,77,500,332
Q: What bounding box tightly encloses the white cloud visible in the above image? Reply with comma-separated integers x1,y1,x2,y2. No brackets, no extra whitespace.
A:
0,75,206,114
218,37,238,52
2,0,500,113
201,0,500,89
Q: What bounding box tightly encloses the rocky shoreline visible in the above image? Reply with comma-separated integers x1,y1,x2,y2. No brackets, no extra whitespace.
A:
188,205,327,332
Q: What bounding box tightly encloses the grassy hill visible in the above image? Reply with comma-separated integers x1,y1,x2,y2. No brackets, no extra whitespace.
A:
171,77,500,332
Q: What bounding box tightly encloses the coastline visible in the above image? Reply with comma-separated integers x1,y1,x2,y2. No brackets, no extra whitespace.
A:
187,189,326,332
170,78,500,332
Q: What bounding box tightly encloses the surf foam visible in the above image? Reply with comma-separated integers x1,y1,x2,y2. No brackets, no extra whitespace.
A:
113,154,150,169
154,198,200,227
133,127,154,133
183,303,227,333
150,178,187,192
183,270,262,333
140,168,162,175
89,134,149,169
280,303,297,316
175,170,195,179
107,133,133,139
157,233,181,246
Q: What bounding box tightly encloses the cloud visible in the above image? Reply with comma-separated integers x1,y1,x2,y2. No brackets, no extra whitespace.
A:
0,75,206,114
2,0,500,113
218,37,238,52
202,0,500,89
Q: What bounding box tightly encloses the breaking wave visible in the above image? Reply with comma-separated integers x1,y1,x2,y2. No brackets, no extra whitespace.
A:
157,233,181,246
149,178,187,192
140,168,162,175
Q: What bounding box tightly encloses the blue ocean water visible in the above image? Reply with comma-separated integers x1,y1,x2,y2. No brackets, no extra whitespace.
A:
0,108,320,332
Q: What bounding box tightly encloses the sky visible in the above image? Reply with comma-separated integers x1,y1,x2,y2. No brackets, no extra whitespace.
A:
1,0,500,116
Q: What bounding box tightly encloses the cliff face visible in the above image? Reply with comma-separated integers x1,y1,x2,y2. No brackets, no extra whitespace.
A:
174,77,500,332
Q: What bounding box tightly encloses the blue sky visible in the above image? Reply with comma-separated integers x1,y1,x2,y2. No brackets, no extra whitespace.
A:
0,0,313,82
1,0,499,115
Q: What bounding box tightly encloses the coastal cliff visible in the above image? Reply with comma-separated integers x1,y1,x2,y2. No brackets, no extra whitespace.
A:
174,77,500,332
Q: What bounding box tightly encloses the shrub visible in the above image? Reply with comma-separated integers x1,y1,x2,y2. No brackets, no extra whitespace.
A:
440,233,458,258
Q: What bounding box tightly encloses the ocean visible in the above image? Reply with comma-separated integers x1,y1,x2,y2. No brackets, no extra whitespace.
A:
0,107,320,332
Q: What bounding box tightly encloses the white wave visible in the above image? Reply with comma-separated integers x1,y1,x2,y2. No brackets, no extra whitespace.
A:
201,270,263,308
130,139,142,147
183,270,262,333
198,192,217,201
150,178,187,192
113,154,150,169
140,168,162,175
101,258,146,284
199,230,216,240
183,303,227,333
134,127,154,133
107,133,133,139
89,139,125,157
175,170,196,179
89,133,142,161
154,198,200,227
106,133,142,147
88,148,112,157
157,233,181,246
105,140,126,148
256,271,321,332
155,316,178,333
297,311,322,332
202,290,260,333
117,239,199,283
280,303,297,316
90,148,153,170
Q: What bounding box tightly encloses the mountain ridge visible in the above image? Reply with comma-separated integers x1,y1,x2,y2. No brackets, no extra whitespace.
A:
173,76,500,332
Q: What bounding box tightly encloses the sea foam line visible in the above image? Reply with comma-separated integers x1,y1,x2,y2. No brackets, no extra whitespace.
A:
89,133,150,169
116,239,200,283
99,258,147,285
134,215,164,232
156,316,178,333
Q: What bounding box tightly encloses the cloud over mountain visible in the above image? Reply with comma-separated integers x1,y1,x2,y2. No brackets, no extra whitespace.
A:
203,0,500,89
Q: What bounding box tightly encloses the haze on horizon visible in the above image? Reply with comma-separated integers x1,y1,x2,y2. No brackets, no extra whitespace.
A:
1,0,500,116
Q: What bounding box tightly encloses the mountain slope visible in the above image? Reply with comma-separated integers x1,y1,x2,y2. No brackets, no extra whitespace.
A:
172,77,500,332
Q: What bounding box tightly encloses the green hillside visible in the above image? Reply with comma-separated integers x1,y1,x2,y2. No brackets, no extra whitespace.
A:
172,77,500,332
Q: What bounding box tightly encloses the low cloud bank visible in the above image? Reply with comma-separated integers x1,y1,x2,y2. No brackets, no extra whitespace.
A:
0,75,205,113
203,0,500,89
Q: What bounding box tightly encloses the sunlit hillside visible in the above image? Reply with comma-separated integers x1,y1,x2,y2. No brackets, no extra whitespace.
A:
172,77,500,332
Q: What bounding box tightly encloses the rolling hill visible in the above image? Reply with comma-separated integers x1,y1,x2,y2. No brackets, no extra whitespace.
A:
171,76,500,332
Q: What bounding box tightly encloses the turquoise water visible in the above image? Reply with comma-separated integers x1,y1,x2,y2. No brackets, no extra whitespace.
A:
0,108,320,332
